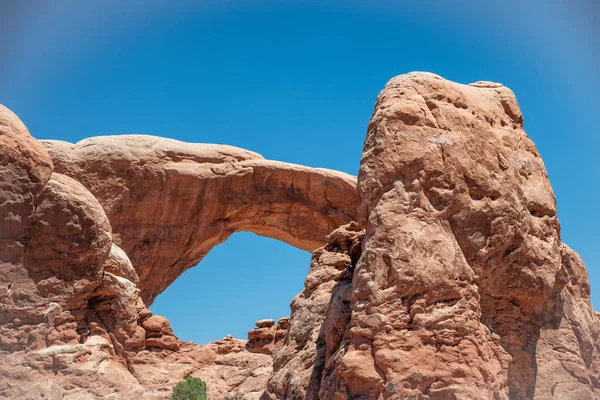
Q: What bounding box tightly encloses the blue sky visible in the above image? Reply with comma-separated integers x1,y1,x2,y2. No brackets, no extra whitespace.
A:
1,1,598,344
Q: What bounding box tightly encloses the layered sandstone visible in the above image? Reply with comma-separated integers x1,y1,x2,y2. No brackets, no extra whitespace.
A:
1,72,599,400
246,318,290,355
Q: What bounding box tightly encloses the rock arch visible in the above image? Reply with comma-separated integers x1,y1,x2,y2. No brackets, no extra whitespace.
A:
42,136,359,303
4,72,600,399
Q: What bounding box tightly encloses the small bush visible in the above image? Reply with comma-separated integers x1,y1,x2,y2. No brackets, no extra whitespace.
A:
226,395,248,400
171,376,208,400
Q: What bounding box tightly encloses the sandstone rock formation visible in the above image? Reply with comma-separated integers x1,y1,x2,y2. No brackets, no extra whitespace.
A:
42,136,359,303
246,318,290,355
262,73,600,399
0,105,278,399
1,72,599,400
347,73,600,399
264,222,365,399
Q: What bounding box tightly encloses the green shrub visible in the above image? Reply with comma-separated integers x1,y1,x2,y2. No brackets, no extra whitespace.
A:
171,376,208,400
226,395,248,400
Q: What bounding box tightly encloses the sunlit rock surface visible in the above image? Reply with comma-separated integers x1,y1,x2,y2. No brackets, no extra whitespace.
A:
1,73,599,399
42,135,359,304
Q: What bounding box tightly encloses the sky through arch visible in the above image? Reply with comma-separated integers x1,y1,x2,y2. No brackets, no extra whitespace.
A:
149,232,310,344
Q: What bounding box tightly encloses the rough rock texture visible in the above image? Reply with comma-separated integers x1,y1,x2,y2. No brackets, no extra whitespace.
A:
0,104,137,399
0,106,276,400
340,72,600,399
246,318,290,355
2,71,600,400
1,332,272,400
42,136,359,304
264,222,364,399
123,336,274,400
0,103,113,355
263,73,600,399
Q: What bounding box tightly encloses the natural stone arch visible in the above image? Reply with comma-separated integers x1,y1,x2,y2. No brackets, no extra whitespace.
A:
42,136,359,303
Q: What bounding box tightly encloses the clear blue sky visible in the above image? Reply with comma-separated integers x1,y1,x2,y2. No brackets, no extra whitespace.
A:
1,1,598,344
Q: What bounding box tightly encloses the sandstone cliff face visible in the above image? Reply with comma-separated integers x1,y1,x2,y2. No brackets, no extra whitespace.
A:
1,72,599,400
347,73,599,399
261,73,600,399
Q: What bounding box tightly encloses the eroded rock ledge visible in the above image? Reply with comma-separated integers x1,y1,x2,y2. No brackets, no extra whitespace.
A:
1,72,599,400
246,317,290,355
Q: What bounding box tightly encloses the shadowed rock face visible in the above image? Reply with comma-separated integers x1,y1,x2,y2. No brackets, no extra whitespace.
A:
264,222,365,400
42,136,359,303
1,72,599,400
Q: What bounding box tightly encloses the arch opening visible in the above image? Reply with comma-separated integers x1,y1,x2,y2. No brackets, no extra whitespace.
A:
149,232,310,344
